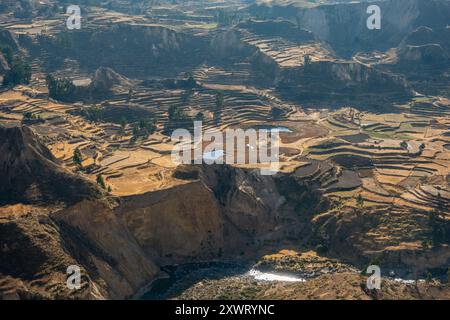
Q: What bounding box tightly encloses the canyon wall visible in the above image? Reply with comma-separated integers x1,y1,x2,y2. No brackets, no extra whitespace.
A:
248,0,450,55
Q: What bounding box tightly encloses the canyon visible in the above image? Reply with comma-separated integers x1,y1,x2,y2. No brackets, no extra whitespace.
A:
0,0,449,300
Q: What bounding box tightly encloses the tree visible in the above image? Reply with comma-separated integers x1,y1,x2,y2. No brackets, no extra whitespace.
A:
425,271,433,284
14,0,33,19
84,106,104,123
3,58,31,86
213,110,221,123
304,54,311,66
96,174,106,189
428,209,446,247
139,118,156,136
356,194,364,208
270,106,284,120
184,72,197,88
168,105,186,121
23,112,34,120
0,45,14,65
72,148,82,168
195,112,204,122
335,196,344,212
215,92,224,110
356,194,364,214
168,105,177,120
132,124,140,138
119,117,127,135
46,74,76,101
315,244,328,255
127,88,133,102
421,239,431,250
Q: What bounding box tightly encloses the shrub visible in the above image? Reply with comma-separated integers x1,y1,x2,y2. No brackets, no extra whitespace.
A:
96,174,106,189
72,148,82,168
315,244,328,255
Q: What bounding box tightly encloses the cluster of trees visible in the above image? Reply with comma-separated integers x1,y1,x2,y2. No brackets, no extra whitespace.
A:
270,106,284,120
428,205,449,247
82,106,104,123
1,45,31,87
168,105,189,122
132,118,156,138
46,74,76,101
14,0,33,19
2,58,31,87
72,149,111,192
22,111,41,122
182,72,197,89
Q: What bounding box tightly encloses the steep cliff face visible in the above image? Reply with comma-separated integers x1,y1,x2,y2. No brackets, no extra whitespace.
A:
276,60,412,106
0,156,297,299
248,0,450,55
397,26,450,64
0,126,100,205
88,67,133,96
1,127,445,298
237,20,315,43
43,165,290,298
0,29,19,51
0,205,100,300
1,157,448,298
209,30,256,61
34,24,208,77
392,25,450,96
113,165,286,265
116,182,226,264
201,165,281,237
312,205,450,277
51,200,159,299
398,44,448,64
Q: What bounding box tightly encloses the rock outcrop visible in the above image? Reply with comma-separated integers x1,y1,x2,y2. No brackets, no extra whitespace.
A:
88,67,133,97
0,53,9,75
0,125,101,205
